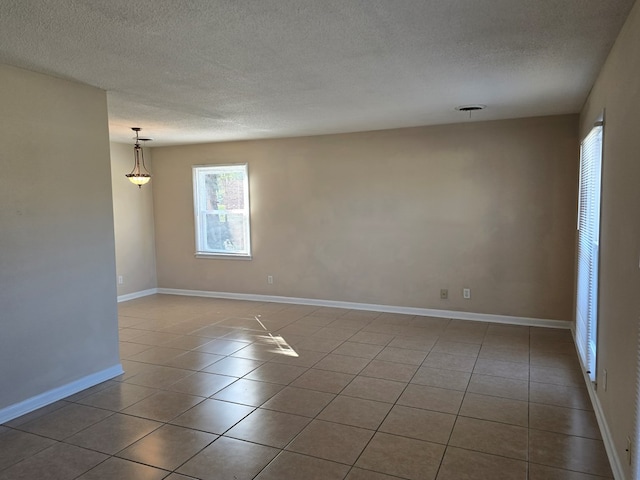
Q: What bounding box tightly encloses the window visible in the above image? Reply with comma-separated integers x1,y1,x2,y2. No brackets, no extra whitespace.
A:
575,122,603,382
193,164,251,258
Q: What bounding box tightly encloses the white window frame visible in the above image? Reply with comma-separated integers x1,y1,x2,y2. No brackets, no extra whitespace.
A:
192,163,252,259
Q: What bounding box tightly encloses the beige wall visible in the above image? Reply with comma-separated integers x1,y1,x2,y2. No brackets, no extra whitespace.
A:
110,142,157,296
0,65,120,412
580,1,640,477
152,115,578,321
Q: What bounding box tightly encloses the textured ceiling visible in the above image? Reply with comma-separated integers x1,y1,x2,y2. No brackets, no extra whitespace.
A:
0,0,635,146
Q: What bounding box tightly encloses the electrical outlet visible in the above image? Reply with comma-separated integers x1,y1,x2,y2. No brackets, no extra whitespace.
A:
118,275,123,285
440,289,448,300
463,288,471,299
626,436,632,465
267,275,274,285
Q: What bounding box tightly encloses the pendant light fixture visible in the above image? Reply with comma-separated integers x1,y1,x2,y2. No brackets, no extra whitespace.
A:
126,127,151,188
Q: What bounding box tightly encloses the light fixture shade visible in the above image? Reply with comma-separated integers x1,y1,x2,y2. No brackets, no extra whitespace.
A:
127,127,152,188
126,173,151,186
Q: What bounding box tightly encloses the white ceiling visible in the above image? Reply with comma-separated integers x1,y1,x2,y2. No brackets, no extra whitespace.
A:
0,0,635,146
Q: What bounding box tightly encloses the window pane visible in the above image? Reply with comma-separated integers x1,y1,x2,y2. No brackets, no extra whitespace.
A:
204,212,247,252
204,171,245,210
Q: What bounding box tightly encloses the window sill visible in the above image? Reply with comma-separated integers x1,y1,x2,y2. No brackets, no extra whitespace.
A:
194,253,252,260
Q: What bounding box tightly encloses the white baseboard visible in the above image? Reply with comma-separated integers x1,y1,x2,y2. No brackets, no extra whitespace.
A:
155,288,570,329
117,288,158,303
590,388,626,480
570,325,625,480
0,364,124,424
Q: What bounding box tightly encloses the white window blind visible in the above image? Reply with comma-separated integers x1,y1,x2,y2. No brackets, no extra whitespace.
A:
575,123,603,382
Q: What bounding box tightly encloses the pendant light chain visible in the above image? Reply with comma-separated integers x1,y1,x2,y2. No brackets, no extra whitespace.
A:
125,127,152,188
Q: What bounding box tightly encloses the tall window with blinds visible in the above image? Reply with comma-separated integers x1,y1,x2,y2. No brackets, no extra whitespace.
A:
576,123,603,382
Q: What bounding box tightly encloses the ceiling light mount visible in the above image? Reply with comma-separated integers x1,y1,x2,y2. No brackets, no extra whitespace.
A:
455,104,486,120
126,127,152,188
455,104,486,112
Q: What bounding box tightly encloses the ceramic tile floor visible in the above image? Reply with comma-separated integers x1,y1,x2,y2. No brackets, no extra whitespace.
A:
0,295,614,479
